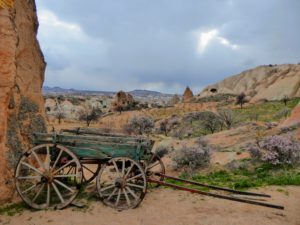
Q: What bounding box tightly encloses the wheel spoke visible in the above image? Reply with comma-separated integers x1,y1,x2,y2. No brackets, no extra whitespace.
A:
21,162,43,176
107,188,117,201
52,182,65,203
52,149,63,169
126,173,143,182
32,183,45,203
22,183,37,194
121,159,125,176
32,151,46,170
100,184,115,192
125,187,139,200
54,174,78,178
124,163,134,179
127,183,145,189
53,159,76,175
46,183,50,207
123,189,131,206
54,179,75,193
46,145,50,170
112,160,120,175
115,189,121,206
17,176,41,180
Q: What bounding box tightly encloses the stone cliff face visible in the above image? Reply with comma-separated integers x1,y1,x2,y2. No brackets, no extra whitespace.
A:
198,64,300,102
0,1,46,202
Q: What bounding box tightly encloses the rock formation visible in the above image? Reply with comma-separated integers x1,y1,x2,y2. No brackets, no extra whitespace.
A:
0,1,46,202
183,86,194,102
198,64,300,102
111,91,135,112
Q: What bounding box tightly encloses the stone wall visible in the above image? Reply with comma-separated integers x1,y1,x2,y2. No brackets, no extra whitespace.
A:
0,0,46,203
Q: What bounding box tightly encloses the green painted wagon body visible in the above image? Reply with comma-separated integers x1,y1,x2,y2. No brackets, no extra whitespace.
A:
33,129,154,161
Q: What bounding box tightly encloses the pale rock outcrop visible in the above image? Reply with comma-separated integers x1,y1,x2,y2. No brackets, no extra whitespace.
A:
0,1,46,202
198,64,300,102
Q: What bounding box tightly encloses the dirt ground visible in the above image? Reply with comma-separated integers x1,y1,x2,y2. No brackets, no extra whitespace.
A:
1,186,299,225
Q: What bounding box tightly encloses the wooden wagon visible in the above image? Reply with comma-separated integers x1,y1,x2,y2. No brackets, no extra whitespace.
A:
15,128,284,211
14,128,165,210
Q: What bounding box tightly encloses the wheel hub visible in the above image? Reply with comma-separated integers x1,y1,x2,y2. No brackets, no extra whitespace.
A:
42,170,54,183
114,177,125,188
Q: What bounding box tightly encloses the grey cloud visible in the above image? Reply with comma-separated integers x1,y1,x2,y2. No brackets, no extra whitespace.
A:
36,0,300,93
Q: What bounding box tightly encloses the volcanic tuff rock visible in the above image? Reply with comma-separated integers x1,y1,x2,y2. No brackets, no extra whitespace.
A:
183,86,194,103
0,1,46,202
198,64,300,102
112,91,135,111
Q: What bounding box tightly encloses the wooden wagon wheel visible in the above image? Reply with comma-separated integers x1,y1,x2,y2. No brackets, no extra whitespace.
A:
15,144,83,210
96,157,147,210
145,153,165,188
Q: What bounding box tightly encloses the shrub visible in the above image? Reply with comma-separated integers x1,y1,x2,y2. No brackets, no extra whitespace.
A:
154,145,170,158
236,92,247,109
248,135,300,165
195,136,208,147
158,116,180,136
172,144,211,170
127,116,154,135
217,109,236,129
248,146,262,160
187,111,222,134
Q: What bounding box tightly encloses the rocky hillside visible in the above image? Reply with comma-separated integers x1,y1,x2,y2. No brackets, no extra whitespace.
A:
198,64,300,102
0,1,46,202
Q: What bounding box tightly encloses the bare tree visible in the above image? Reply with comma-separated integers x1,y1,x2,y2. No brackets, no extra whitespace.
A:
282,95,290,106
217,109,236,129
236,92,246,109
159,119,169,136
201,112,221,134
55,110,65,124
78,104,103,127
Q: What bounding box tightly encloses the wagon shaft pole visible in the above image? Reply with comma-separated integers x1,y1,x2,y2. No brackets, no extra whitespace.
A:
156,173,271,198
147,178,284,210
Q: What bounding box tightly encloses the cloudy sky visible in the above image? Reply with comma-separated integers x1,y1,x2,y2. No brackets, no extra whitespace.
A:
35,0,300,94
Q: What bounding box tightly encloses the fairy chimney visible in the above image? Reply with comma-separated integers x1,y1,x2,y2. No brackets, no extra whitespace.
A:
183,86,194,102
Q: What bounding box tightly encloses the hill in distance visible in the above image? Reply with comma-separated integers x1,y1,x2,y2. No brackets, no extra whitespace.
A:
43,86,174,98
